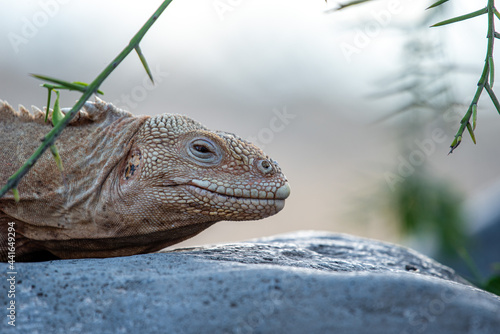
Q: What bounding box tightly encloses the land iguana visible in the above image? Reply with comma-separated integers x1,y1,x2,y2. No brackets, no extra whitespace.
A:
0,99,290,261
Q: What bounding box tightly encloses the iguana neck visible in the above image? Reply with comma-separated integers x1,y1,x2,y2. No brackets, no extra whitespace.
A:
61,115,149,214
1,110,148,233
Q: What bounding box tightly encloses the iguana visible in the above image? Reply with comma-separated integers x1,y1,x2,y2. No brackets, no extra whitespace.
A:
0,99,290,261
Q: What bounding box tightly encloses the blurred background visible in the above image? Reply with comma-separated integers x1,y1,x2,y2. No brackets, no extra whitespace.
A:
1,0,499,284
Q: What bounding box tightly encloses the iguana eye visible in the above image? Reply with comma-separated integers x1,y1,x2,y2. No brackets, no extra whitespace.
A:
193,144,211,154
187,138,221,165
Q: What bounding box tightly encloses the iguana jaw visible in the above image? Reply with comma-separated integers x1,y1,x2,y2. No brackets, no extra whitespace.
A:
186,180,290,216
182,185,286,220
186,184,288,207
190,179,290,200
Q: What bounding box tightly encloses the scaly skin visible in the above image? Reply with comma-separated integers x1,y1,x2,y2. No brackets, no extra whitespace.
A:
0,99,290,261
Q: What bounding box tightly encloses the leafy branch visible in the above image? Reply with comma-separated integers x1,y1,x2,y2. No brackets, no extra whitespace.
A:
429,0,499,153
0,0,174,200
331,0,500,153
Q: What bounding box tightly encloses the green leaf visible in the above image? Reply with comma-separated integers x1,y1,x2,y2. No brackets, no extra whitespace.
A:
50,145,64,172
427,0,449,10
12,187,20,202
485,83,500,115
31,74,104,95
489,56,495,88
51,91,65,127
44,87,53,123
32,74,87,92
431,7,488,27
466,122,476,144
73,81,90,87
472,104,477,130
483,275,500,296
49,91,64,172
335,0,374,11
135,45,154,84
449,135,462,154
73,81,104,95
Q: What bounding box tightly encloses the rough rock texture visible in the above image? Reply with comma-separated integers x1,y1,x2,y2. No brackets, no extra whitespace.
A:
1,231,499,334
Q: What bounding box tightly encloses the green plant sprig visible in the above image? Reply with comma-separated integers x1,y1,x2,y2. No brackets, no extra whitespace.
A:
430,0,500,153
0,0,174,200
34,76,104,123
32,74,105,94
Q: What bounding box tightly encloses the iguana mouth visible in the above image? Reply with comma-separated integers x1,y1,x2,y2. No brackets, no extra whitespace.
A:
189,179,290,201
184,185,287,214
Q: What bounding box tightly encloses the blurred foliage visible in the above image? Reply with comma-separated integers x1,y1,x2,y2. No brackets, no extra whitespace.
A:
334,0,500,153
334,0,500,296
389,170,466,255
371,1,467,256
483,275,500,295
483,261,500,295
335,0,500,153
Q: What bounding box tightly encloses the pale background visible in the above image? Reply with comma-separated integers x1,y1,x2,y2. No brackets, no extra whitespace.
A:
1,0,499,249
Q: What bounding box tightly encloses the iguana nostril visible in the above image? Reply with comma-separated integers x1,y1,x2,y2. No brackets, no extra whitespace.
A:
258,159,273,174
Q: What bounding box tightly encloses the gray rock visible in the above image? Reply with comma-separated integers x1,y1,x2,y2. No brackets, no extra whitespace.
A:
1,231,499,334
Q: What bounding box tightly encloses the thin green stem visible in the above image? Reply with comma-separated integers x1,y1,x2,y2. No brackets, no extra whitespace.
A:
449,0,496,153
0,0,174,199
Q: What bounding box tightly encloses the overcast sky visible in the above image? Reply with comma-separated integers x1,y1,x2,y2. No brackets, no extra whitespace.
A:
1,0,493,118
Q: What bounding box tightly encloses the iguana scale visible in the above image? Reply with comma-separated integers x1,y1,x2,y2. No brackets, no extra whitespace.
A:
0,99,290,261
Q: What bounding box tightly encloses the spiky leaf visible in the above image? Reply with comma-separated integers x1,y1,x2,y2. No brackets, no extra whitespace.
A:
336,0,373,11
449,135,462,154
50,145,64,172
135,45,154,84
485,84,500,115
51,91,64,127
44,87,53,123
12,187,20,202
466,122,476,144
427,0,449,10
431,7,488,27
31,74,104,94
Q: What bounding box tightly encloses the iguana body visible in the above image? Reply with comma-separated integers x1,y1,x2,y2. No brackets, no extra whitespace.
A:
0,99,290,261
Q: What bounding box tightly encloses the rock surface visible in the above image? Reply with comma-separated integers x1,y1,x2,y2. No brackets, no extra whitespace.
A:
1,231,499,334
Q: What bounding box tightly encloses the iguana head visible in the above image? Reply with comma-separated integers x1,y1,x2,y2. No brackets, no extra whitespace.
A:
0,99,291,260
110,113,290,228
